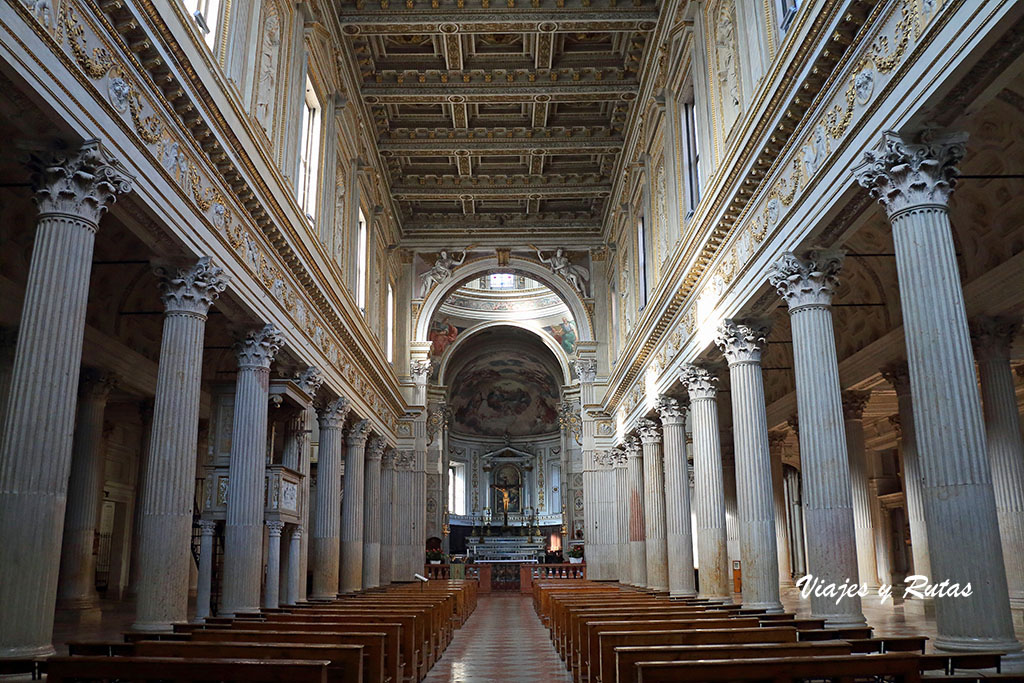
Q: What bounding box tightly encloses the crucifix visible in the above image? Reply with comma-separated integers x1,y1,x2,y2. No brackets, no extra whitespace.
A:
490,482,522,530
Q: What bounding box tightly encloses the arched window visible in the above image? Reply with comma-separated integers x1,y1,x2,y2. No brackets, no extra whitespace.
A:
181,0,222,50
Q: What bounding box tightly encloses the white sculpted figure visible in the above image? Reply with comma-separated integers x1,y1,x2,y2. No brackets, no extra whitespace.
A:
419,249,466,293
537,247,590,296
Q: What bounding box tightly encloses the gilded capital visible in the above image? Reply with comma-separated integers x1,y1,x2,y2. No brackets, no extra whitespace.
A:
156,256,228,317
235,324,284,369
768,250,844,311
853,130,967,217
30,139,134,225
716,319,771,365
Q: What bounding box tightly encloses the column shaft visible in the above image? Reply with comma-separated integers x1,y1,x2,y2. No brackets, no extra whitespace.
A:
134,258,226,631
57,372,116,613
287,526,302,605
769,437,794,588
625,438,647,587
221,325,282,616
379,453,395,586
661,404,697,597
340,421,370,594
264,522,284,608
363,437,384,590
614,455,632,585
843,392,880,590
195,521,216,620
0,141,131,657
311,399,347,599
639,421,669,592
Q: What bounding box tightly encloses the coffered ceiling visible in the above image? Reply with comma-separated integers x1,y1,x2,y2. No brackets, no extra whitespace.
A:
336,0,662,244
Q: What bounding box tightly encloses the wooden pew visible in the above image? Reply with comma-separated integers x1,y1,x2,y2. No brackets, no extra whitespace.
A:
131,640,363,683
613,640,853,683
633,652,922,682
188,629,387,683
594,625,798,683
45,655,331,682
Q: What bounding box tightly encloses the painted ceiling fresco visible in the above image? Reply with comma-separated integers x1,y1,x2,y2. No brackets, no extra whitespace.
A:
448,328,562,437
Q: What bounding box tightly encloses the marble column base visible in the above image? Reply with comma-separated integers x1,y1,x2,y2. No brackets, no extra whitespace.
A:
55,604,102,626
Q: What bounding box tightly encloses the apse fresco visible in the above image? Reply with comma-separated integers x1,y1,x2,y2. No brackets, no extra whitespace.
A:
451,351,561,436
543,318,577,354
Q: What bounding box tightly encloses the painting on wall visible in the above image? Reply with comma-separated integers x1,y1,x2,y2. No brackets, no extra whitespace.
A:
543,317,577,354
429,317,463,357
450,350,561,436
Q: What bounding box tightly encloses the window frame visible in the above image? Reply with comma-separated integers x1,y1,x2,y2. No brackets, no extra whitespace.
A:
182,0,222,51
636,212,648,311
681,101,702,219
297,76,322,226
356,207,368,313
777,0,800,32
385,281,395,362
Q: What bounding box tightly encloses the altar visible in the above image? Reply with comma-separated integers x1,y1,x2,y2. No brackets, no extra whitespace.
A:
467,536,545,563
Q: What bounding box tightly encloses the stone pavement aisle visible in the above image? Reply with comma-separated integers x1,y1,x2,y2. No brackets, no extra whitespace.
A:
423,594,572,682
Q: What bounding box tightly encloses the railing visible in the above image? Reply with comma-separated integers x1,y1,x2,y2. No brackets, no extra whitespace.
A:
465,564,491,593
424,564,450,580
520,563,586,594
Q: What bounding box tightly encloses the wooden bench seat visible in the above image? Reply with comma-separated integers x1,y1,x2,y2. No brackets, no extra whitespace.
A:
188,628,386,683
45,655,331,682
594,625,798,683
633,652,922,682
613,640,853,683
797,626,874,641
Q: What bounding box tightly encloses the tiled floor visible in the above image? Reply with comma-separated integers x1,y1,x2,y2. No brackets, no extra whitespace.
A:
424,594,572,683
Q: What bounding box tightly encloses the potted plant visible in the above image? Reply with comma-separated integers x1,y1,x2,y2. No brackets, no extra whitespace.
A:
568,545,584,564
426,549,445,565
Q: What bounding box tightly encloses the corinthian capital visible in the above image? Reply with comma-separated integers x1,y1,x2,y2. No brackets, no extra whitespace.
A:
295,366,324,399
573,358,598,384
768,250,844,311
235,324,284,369
638,418,661,444
366,435,386,461
853,130,967,217
317,396,351,430
970,316,1020,363
680,364,718,400
156,256,229,317
410,359,432,381
656,396,685,424
30,139,134,224
624,436,642,459
715,319,771,365
79,368,118,400
347,419,371,447
841,389,871,421
880,360,911,397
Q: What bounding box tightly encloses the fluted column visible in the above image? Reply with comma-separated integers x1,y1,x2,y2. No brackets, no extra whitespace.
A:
680,364,731,602
716,320,783,613
294,367,322,603
0,327,17,443
639,420,669,592
286,526,302,605
880,363,931,586
133,258,228,631
856,132,1020,654
842,391,880,590
126,400,154,599
264,521,285,608
311,398,349,599
971,317,1024,614
56,370,118,616
612,448,632,585
0,141,132,658
770,252,864,626
767,431,794,588
221,325,284,616
659,398,696,597
195,520,217,620
410,360,431,578
392,451,416,580
363,436,385,590
341,420,370,594
379,449,396,586
625,436,647,587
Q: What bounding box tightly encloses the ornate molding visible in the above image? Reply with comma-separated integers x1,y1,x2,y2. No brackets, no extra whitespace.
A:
155,256,229,317
768,250,844,311
235,324,285,370
29,138,134,225
853,130,967,217
715,319,770,365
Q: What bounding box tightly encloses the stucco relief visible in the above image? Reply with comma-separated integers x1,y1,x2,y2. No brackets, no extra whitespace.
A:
713,0,743,141
254,1,283,135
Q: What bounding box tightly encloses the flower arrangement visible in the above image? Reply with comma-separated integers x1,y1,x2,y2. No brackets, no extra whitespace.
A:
426,549,446,563
568,545,584,559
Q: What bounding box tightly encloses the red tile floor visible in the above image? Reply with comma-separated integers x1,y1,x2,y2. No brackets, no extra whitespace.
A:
424,594,572,682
